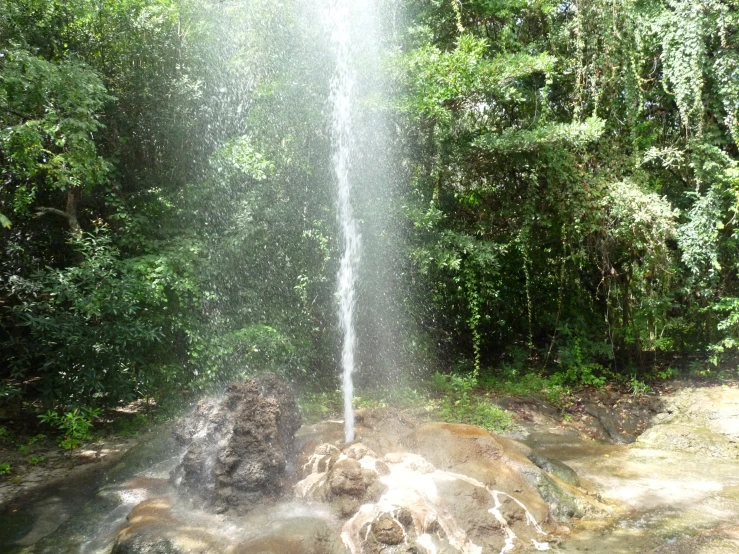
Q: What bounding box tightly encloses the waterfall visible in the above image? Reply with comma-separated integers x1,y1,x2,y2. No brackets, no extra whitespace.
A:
329,0,360,443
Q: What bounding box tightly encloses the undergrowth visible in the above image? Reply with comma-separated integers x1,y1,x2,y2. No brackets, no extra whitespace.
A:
429,373,513,432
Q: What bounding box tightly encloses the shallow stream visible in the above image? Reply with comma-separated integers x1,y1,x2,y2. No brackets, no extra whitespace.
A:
525,430,739,552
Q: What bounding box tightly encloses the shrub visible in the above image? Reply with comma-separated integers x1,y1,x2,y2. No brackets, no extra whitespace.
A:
39,407,101,450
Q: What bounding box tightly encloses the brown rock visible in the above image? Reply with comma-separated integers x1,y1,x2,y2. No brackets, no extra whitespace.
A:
170,375,301,515
370,513,404,545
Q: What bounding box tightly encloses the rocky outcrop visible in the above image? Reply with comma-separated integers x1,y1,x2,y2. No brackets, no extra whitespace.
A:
646,525,739,553
296,421,605,554
170,375,302,514
635,385,739,459
116,398,599,554
112,498,226,554
409,422,599,522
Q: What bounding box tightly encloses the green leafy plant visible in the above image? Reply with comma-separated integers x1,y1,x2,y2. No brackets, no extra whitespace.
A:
0,426,11,445
0,463,10,475
431,372,512,432
299,390,343,424
111,413,151,438
29,456,45,466
355,387,429,411
629,377,652,397
27,434,46,446
39,407,101,450
657,367,679,380
551,336,609,389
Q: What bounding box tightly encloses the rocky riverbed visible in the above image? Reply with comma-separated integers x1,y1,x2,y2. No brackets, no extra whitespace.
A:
1,379,739,553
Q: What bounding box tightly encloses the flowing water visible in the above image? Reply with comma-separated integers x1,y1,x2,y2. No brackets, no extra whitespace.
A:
329,0,361,444
327,0,391,443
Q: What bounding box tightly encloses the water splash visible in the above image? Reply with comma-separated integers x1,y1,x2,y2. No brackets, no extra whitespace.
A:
329,0,361,443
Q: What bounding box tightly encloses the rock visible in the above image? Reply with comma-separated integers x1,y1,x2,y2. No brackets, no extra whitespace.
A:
112,498,349,554
296,419,603,554
171,375,301,514
112,498,226,554
370,513,405,545
408,422,601,522
302,452,387,518
582,402,636,444
650,385,739,444
119,407,597,554
506,440,581,487
328,459,367,496
635,423,739,459
647,525,739,553
238,516,349,554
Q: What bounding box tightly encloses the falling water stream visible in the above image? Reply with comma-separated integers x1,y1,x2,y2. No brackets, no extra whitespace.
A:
329,0,361,443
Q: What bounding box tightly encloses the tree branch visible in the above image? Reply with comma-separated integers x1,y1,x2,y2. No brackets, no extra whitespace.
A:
35,206,81,235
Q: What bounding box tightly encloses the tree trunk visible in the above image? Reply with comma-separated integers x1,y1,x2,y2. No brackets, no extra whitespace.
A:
35,187,82,235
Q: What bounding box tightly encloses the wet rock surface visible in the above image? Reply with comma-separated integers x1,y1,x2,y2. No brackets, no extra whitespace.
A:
296,420,604,554
115,410,590,554
112,498,225,554
171,374,302,514
641,384,739,458
112,498,348,554
530,383,739,554
648,525,739,553
495,391,663,445
636,423,739,459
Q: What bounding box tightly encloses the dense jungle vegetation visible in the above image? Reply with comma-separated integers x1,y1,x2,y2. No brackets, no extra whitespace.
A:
2,0,739,417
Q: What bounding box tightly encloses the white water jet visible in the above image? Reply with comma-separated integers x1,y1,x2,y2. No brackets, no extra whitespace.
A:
329,0,361,443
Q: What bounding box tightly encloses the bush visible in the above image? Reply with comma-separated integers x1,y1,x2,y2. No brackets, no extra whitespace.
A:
39,407,101,450
2,227,199,407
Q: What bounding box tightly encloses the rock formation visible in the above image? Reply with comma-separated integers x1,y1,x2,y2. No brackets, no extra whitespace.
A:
170,374,302,514
295,420,606,553
114,397,603,554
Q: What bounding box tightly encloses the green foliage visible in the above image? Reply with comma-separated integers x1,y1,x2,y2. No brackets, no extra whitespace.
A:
3,0,739,415
431,372,512,432
0,48,112,216
110,413,151,438
474,117,605,153
551,335,610,389
0,463,10,475
397,0,739,377
629,377,652,397
39,407,101,450
355,387,429,411
192,325,302,388
3,226,199,406
481,370,549,397
299,390,343,424
657,367,680,380
29,456,45,466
